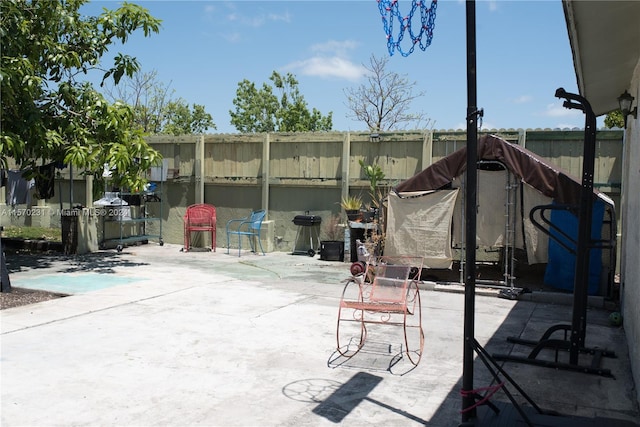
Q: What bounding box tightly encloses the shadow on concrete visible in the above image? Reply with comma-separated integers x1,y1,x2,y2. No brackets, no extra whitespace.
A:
315,371,430,424
474,400,640,427
1,237,63,253
5,251,149,275
283,372,430,425
328,339,419,376
428,299,639,426
314,283,638,426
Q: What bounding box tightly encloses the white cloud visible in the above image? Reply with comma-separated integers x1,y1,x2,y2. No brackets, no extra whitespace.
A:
449,121,498,131
225,8,289,27
216,5,291,42
283,39,366,81
311,40,360,57
268,12,291,23
479,121,498,130
542,102,582,118
512,95,532,104
285,57,367,81
555,123,583,130
222,32,242,43
238,14,266,27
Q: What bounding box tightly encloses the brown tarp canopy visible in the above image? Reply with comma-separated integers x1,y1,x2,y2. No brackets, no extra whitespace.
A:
394,134,613,209
386,134,616,292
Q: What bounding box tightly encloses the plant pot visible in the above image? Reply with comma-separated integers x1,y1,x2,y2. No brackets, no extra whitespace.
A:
345,209,363,222
361,209,376,223
320,240,344,261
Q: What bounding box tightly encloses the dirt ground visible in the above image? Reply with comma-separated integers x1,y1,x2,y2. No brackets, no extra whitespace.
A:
0,287,67,310
1,236,67,309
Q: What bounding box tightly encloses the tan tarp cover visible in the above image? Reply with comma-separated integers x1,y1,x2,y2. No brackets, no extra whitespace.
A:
385,190,459,269
389,134,614,266
448,171,551,264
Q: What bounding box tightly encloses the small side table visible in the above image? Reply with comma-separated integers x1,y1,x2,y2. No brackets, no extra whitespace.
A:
347,221,379,262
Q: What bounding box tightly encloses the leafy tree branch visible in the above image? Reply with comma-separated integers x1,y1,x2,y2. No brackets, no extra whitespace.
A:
1,0,162,190
230,71,332,133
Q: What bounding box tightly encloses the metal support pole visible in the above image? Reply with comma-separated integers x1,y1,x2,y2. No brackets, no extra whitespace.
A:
461,0,478,423
554,88,597,364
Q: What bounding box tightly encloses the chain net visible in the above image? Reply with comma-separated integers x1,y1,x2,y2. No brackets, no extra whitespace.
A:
378,0,438,57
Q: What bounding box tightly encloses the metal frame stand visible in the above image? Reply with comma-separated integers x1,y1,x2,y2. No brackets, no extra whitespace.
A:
464,338,545,427
492,89,617,376
460,2,542,425
461,0,479,421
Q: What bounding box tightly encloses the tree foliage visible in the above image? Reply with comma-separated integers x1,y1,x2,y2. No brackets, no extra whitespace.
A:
344,54,433,132
229,71,333,133
103,70,215,135
0,0,162,191
604,110,624,129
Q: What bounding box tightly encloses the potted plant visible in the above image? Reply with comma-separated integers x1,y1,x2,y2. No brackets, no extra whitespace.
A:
341,195,363,222
320,213,344,261
359,160,385,222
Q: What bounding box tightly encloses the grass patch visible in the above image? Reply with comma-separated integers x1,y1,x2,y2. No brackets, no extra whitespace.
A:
1,226,62,242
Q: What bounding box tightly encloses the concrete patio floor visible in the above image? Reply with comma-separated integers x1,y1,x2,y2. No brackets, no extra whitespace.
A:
1,243,638,426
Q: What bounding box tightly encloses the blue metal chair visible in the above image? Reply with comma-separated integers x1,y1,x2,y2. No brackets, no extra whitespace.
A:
226,209,266,256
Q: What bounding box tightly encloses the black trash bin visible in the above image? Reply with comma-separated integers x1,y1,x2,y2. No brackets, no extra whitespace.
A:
320,240,344,262
61,208,80,255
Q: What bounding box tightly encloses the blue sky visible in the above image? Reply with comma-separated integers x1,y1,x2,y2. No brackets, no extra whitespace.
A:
83,1,601,133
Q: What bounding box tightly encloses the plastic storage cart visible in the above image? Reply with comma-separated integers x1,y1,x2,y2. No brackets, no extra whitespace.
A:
98,190,163,252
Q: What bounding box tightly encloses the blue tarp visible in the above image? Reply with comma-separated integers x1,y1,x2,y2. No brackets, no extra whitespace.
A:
544,200,604,295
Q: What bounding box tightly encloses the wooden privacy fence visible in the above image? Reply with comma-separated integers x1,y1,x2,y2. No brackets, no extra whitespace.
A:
135,129,622,252
1,129,623,254
148,129,622,202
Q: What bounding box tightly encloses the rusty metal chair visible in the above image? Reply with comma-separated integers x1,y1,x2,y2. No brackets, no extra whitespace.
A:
337,256,424,366
226,209,266,256
182,204,216,252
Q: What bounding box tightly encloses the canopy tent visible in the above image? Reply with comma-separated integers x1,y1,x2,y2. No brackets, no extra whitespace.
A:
385,134,616,296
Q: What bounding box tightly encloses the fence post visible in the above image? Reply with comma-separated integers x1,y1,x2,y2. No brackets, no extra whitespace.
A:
519,129,527,148
422,130,433,170
262,133,270,219
341,132,351,200
85,174,93,208
196,135,205,204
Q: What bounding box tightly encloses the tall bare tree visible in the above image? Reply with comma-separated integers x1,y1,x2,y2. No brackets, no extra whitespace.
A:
344,54,433,131
103,70,215,135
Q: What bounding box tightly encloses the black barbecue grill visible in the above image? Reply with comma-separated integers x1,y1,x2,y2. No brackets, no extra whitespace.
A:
293,215,321,226
292,214,322,256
